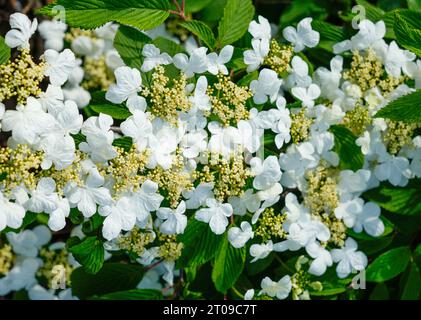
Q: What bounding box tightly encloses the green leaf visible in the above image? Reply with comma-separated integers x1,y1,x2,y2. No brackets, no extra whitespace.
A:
375,89,421,122
366,246,411,282
71,262,144,299
82,213,105,235
93,289,163,300
355,0,385,21
0,36,11,65
113,137,133,152
408,0,421,11
152,37,185,56
311,20,347,42
394,13,421,57
185,0,213,13
180,20,216,49
39,0,170,30
114,25,152,71
364,180,421,216
330,125,364,171
369,283,390,300
68,236,105,274
212,236,246,294
177,219,224,268
217,0,255,47
88,91,131,120
401,262,421,300
279,0,327,28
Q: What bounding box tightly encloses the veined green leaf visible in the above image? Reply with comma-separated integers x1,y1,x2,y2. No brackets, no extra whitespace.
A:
39,0,170,30
217,0,255,47
68,236,105,274
181,20,216,49
0,36,11,65
375,89,421,122
330,125,364,171
366,246,411,282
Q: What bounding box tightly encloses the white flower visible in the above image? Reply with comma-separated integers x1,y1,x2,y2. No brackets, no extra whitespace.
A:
48,197,70,231
249,16,272,40
0,191,25,231
251,156,282,191
157,201,187,235
285,56,312,89
331,238,367,278
228,221,254,248
40,133,75,170
0,102,4,130
67,168,113,218
141,44,172,72
207,45,234,75
131,180,164,225
5,13,37,49
314,55,343,98
79,131,117,163
405,60,421,88
337,169,371,196
181,129,208,159
44,49,77,86
306,242,333,276
38,20,66,51
106,66,146,113
71,36,105,58
207,122,242,158
376,41,416,77
28,285,78,300
48,100,83,135
354,202,384,237
38,85,64,112
173,47,209,78
0,258,41,296
291,84,321,108
6,225,51,257
333,20,385,54
334,197,364,228
63,86,91,108
238,120,262,154
189,76,211,111
228,189,260,216
120,110,153,151
244,38,270,72
195,198,233,235
25,178,59,215
183,183,214,209
374,155,411,186
271,97,291,148
2,97,56,145
250,240,273,262
105,50,124,70
282,17,319,52
250,68,282,104
99,196,137,241
244,289,255,300
259,276,291,300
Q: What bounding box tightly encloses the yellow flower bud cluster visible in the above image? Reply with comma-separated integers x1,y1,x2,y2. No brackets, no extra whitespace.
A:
342,104,371,136
208,74,252,127
290,109,313,144
64,28,94,43
106,146,150,196
322,216,347,247
117,227,155,256
0,145,44,195
38,248,73,288
82,56,115,91
264,40,294,75
158,233,183,262
0,49,45,104
146,152,193,208
198,152,252,202
343,49,383,92
383,120,419,155
304,164,339,217
254,207,286,242
144,65,191,126
0,244,13,275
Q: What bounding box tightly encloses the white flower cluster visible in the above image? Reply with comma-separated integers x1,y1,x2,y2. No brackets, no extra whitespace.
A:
0,13,420,300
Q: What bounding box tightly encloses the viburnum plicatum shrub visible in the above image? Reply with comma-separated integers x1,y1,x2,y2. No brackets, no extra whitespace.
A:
0,0,420,300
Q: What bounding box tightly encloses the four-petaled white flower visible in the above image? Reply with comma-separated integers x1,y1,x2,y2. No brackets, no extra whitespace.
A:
228,221,254,248
283,17,319,52
244,39,270,72
259,275,291,300
44,49,77,86
141,44,172,72
0,191,25,232
291,83,321,108
5,13,37,49
306,242,333,276
195,198,233,235
173,47,209,78
189,76,211,111
250,68,282,104
157,201,188,235
249,16,272,40
106,66,146,113
331,238,367,278
207,45,234,75
250,240,273,262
